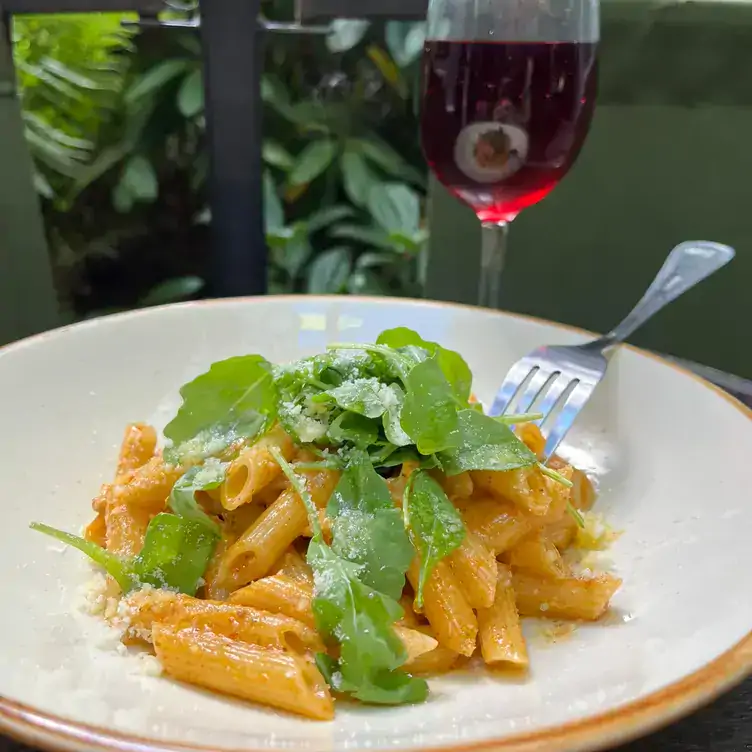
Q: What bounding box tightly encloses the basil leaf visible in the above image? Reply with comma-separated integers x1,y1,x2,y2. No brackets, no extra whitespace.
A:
327,412,379,449
133,513,218,596
164,355,277,462
400,357,461,455
377,327,472,403
403,470,466,608
29,523,137,593
169,459,225,534
438,409,538,475
327,451,413,599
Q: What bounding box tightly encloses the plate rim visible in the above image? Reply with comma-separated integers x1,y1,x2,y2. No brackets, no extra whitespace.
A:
1,294,750,752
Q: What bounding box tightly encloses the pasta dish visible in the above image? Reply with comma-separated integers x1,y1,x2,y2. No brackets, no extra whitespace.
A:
31,327,621,720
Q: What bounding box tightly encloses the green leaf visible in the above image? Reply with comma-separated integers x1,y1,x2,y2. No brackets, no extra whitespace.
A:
262,140,295,171
169,460,226,534
350,137,425,186
306,205,354,234
112,181,134,213
400,357,461,455
177,68,204,117
368,183,420,235
307,247,351,294
341,150,379,208
138,276,204,307
385,22,427,67
403,471,466,608
126,59,191,104
326,19,371,53
288,139,337,187
330,223,392,250
164,355,277,463
324,378,393,418
120,155,158,202
327,412,379,449
133,513,218,596
438,410,538,476
29,523,136,592
377,327,472,404
327,451,413,600
263,171,284,233
381,383,412,447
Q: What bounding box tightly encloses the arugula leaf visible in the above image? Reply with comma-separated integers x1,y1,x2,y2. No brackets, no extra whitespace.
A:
327,451,413,600
29,523,137,592
271,447,427,705
377,327,472,403
323,377,392,418
400,357,460,455
403,471,466,608
381,383,411,447
30,511,219,597
164,355,277,463
133,513,218,595
327,412,379,449
438,409,538,476
169,459,225,534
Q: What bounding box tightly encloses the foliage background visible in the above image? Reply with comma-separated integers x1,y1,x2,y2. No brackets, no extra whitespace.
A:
12,2,429,319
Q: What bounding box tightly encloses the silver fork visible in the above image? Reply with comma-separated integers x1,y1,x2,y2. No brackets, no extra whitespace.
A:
488,241,735,461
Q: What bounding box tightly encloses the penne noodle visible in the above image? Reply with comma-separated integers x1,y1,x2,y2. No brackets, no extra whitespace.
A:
472,466,554,517
217,468,338,590
512,571,622,621
84,512,107,548
387,460,419,506
572,468,597,512
543,515,578,551
113,456,182,510
506,532,568,578
223,503,266,543
434,471,474,501
461,496,531,555
516,423,545,458
105,501,155,559
270,548,314,585
448,531,497,609
408,560,477,657
406,644,460,675
126,590,323,653
153,624,334,720
221,427,295,511
230,574,315,628
477,563,529,668
116,423,158,482
398,593,423,627
395,625,439,665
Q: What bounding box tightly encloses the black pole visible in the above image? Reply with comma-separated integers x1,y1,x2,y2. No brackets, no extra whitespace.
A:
200,0,267,297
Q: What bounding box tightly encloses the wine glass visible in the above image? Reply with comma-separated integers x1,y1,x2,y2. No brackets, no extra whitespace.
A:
421,0,599,308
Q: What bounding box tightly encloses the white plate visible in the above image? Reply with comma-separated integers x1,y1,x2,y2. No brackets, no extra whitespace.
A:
0,296,750,752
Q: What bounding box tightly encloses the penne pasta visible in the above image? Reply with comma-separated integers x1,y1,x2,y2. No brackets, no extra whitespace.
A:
84,512,107,548
434,470,474,501
153,624,334,720
461,496,531,555
116,423,158,482
105,501,155,559
395,625,439,665
506,532,568,578
543,515,578,551
512,571,622,621
126,589,323,653
270,548,314,585
408,560,477,657
516,423,545,458
217,468,338,590
230,574,315,628
406,644,460,675
472,466,554,517
477,563,529,668
221,427,295,511
448,531,497,609
113,456,182,510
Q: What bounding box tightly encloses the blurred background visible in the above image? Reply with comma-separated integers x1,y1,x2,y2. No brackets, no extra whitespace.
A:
2,0,751,379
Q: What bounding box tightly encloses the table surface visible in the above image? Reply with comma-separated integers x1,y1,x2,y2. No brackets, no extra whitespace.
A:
3,357,751,752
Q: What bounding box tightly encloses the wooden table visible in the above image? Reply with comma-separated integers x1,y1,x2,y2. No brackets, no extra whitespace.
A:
3,358,750,752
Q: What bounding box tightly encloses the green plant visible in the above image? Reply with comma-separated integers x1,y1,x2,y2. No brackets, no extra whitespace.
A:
13,9,430,315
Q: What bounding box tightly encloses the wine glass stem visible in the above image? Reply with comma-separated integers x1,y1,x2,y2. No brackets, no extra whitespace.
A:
478,221,509,309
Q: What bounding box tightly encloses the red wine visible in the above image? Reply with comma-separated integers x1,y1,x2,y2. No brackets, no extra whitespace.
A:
421,40,597,223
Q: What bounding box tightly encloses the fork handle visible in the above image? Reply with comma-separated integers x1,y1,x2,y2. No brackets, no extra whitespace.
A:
585,241,735,351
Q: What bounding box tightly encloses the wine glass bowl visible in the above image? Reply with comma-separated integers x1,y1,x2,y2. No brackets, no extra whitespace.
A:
420,0,599,306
